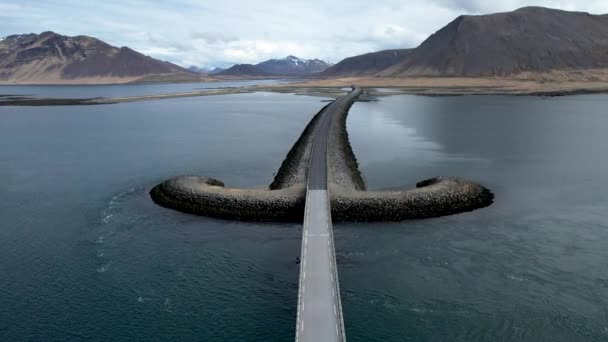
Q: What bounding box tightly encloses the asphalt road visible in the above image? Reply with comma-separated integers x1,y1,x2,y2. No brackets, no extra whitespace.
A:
296,88,361,342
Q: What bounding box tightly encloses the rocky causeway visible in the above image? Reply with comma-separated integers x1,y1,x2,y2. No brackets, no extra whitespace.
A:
150,87,494,221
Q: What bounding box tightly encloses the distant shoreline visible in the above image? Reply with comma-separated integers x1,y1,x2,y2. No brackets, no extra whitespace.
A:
0,74,309,87
264,75,608,96
1,77,608,106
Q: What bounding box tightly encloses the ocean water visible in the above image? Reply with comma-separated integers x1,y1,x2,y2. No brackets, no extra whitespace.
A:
344,94,608,342
1,89,607,341
0,79,292,99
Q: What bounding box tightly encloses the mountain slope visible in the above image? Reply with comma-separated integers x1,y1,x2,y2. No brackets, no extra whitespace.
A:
216,64,271,77
0,31,195,84
188,66,206,73
256,56,332,75
320,49,412,77
209,67,225,74
381,7,608,77
188,66,226,74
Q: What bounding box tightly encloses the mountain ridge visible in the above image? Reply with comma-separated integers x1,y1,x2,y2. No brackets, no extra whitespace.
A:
320,49,412,77
4,7,608,84
216,64,271,77
380,6,608,76
255,55,332,75
0,31,197,84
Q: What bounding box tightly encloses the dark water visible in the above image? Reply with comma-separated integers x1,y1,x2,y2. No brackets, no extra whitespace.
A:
345,95,608,342
0,79,291,99
1,91,607,341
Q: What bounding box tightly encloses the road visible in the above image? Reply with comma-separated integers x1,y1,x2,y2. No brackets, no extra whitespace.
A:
295,88,361,342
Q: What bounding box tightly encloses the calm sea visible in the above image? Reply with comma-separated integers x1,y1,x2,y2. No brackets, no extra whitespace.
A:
0,79,292,99
1,87,607,341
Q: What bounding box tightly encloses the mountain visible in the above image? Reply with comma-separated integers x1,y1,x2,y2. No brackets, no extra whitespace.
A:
0,31,196,84
208,67,225,74
216,64,271,77
381,7,608,77
320,49,412,77
256,56,332,75
188,65,206,73
188,66,226,74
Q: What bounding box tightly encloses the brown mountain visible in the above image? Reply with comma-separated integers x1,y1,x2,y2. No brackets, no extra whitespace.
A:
381,7,608,77
0,31,196,84
216,64,271,77
320,49,412,77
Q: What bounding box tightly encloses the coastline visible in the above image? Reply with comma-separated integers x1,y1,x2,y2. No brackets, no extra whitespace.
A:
1,76,608,106
256,74,608,97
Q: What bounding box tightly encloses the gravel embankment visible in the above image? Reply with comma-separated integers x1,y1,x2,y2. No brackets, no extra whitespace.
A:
150,88,494,221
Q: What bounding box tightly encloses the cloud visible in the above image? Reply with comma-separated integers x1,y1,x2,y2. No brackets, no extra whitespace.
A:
0,0,606,68
190,32,238,44
429,0,608,13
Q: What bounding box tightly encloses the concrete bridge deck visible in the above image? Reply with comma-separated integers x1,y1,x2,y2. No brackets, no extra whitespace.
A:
296,88,361,342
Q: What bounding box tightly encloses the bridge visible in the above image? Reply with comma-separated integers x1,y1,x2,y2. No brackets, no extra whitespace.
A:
149,83,493,340
295,88,361,342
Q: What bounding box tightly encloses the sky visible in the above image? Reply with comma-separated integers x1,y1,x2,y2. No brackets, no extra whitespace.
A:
1,0,607,68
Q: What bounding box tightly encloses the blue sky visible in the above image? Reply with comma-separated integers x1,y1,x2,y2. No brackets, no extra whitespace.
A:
1,0,606,68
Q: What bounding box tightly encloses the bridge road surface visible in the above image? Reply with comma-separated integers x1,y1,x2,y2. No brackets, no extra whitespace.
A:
296,88,360,342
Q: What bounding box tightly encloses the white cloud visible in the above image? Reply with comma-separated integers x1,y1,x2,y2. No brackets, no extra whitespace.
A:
0,0,605,68
429,0,608,14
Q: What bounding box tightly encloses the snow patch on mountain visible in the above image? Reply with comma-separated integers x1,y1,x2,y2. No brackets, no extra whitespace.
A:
256,55,333,75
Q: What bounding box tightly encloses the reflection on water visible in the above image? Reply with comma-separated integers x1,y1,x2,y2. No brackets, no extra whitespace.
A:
1,91,608,341
0,92,327,342
341,94,608,342
0,79,291,99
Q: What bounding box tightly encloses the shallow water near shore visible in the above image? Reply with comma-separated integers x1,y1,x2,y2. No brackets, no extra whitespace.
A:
1,89,608,341
0,79,291,99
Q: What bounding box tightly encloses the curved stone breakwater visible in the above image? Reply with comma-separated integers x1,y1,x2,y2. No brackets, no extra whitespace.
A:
150,88,493,222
